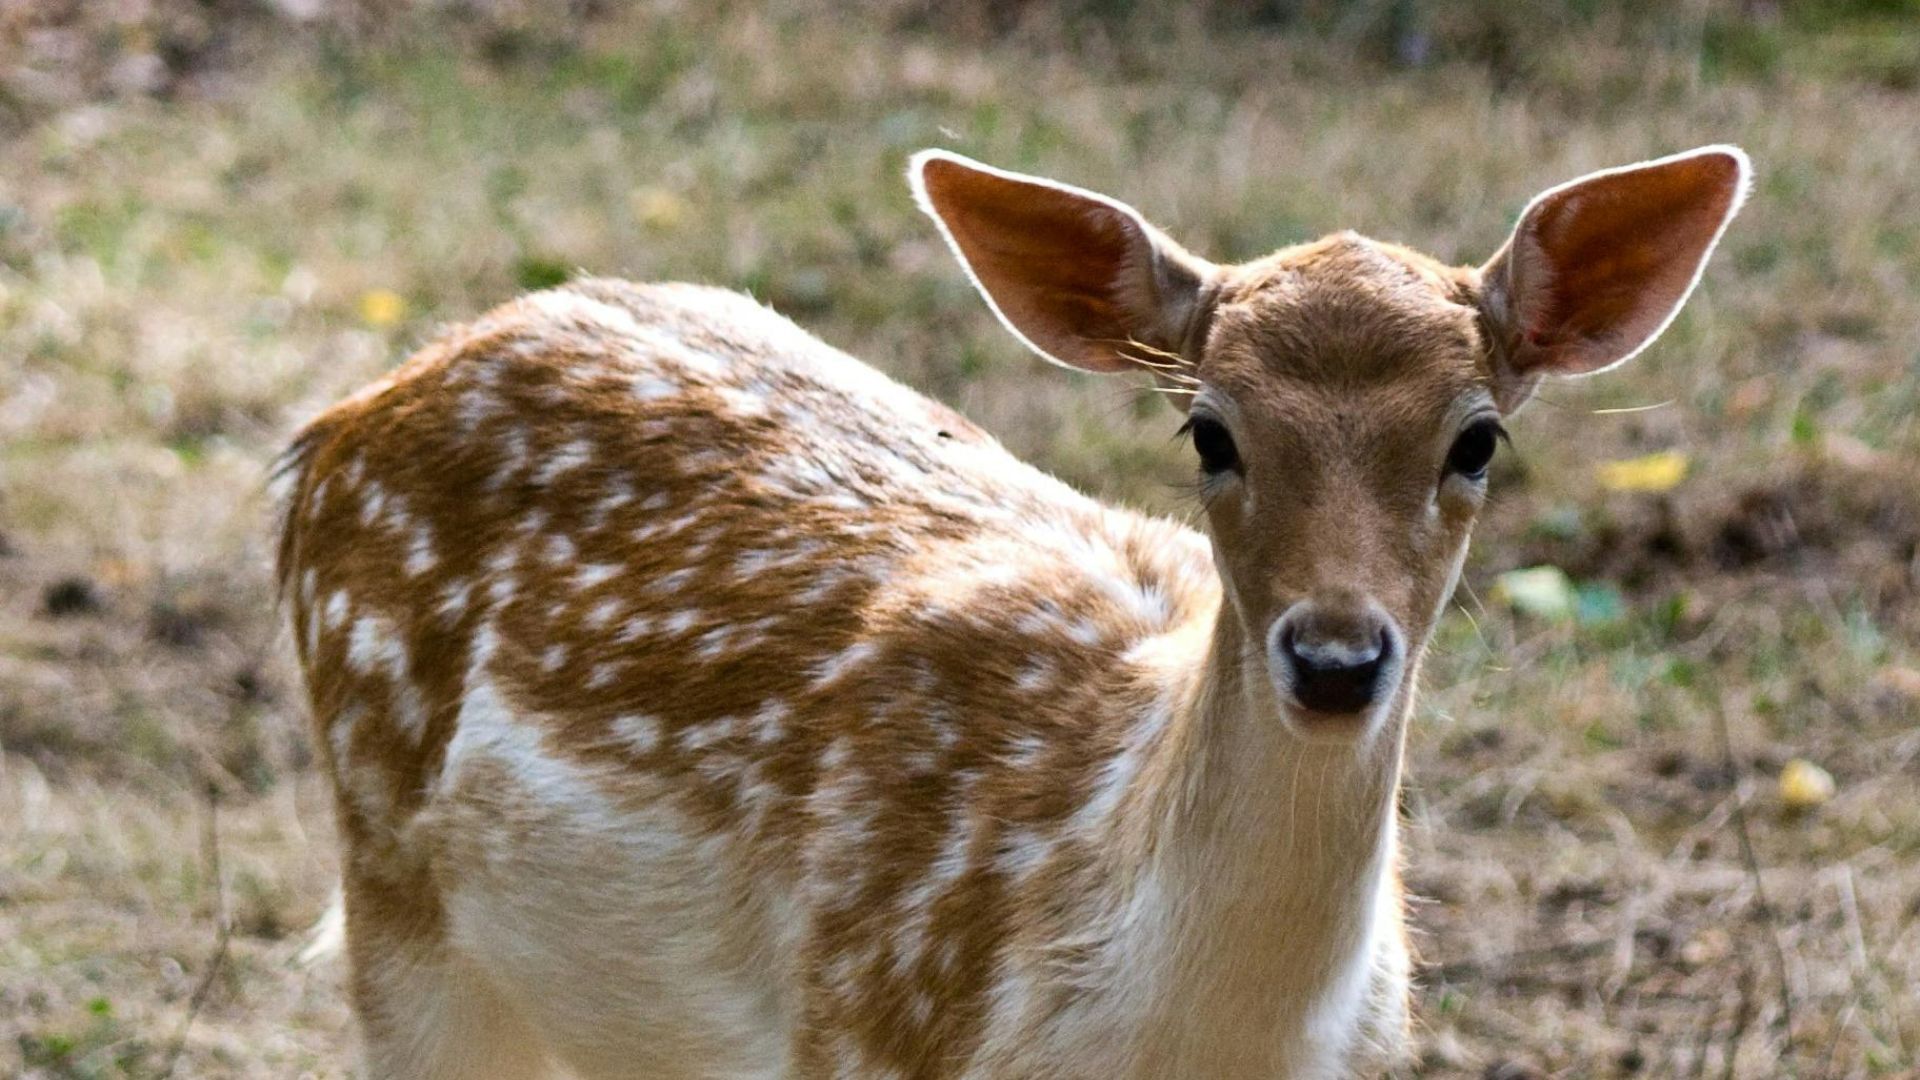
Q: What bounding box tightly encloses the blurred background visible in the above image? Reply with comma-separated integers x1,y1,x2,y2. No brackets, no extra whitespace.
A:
2,1,1917,1075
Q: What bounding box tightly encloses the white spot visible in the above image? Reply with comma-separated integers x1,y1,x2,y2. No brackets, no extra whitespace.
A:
1014,659,1055,693
438,579,472,621
616,615,655,643
469,622,500,671
664,610,701,636
487,573,518,607
358,481,388,526
731,549,776,581
405,528,436,577
649,567,697,595
1003,733,1048,769
456,387,497,429
819,736,853,773
306,477,331,520
534,439,593,485
633,374,678,401
812,641,877,688
574,562,622,590
611,712,661,754
994,827,1053,883
586,662,621,690
715,385,767,417
541,643,569,672
324,589,351,631
392,681,428,741
681,714,736,751
749,700,789,744
735,762,780,836
544,533,577,564
584,597,622,628
347,615,403,677
695,626,734,660
490,428,529,490
596,480,635,514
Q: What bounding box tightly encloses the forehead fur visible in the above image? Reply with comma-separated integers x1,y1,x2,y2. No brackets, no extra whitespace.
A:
1205,231,1484,389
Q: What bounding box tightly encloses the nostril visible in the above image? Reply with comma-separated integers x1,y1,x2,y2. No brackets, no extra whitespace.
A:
1285,628,1385,675
1277,617,1397,715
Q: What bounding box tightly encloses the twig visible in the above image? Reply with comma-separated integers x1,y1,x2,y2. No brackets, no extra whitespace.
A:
1709,701,1798,1069
157,785,232,1080
1688,994,1718,1079
1724,953,1756,1080
1420,936,1614,983
1832,864,1908,1066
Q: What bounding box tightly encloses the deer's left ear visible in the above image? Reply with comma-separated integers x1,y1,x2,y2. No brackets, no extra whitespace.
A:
1477,145,1752,411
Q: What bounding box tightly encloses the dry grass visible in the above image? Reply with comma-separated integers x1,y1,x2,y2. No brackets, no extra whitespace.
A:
2,2,1918,1076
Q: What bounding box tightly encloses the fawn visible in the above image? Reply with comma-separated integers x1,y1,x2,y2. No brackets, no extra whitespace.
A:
278,145,1748,1078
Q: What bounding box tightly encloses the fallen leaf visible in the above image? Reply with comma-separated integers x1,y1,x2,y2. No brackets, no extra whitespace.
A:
358,288,408,328
1491,566,1576,621
1778,758,1835,810
631,187,687,229
1596,450,1688,493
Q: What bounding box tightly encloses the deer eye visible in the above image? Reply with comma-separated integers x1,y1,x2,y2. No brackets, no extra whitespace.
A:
1446,419,1505,481
1182,415,1241,476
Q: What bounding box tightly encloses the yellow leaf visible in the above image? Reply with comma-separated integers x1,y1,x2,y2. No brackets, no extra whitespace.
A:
358,289,408,328
1778,758,1835,810
1596,450,1689,493
630,187,687,230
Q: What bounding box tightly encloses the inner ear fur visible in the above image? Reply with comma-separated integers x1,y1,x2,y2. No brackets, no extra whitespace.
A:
910,149,1217,377
1478,145,1751,406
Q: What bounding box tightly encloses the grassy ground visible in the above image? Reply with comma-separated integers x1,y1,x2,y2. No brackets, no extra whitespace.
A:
2,3,1918,1076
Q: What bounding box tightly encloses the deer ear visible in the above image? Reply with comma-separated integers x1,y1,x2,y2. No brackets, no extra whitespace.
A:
910,149,1217,376
1479,145,1751,409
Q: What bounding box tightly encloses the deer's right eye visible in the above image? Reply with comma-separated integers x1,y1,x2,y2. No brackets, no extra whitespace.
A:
1183,415,1241,475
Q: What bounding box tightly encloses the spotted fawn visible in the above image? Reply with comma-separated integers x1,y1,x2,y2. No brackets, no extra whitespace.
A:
277,145,1749,1078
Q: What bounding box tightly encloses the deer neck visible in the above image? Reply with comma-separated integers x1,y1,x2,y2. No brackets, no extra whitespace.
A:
1099,601,1410,1061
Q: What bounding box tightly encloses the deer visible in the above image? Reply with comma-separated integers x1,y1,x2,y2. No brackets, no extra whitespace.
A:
276,144,1749,1078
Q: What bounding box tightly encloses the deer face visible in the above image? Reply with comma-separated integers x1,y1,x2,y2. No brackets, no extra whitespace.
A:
1186,237,1492,731
912,146,1748,737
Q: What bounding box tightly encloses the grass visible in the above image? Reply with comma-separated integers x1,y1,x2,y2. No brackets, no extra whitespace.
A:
1,2,1918,1075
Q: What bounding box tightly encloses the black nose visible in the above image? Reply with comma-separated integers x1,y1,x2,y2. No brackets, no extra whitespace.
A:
1276,611,1396,714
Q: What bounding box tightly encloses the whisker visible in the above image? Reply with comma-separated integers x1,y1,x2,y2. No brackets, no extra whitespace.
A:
1100,336,1194,368
1589,400,1675,415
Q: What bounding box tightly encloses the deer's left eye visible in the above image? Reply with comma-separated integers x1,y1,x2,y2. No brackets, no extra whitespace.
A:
1446,420,1505,480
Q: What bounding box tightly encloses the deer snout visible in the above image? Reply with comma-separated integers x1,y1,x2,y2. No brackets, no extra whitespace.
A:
1270,601,1402,718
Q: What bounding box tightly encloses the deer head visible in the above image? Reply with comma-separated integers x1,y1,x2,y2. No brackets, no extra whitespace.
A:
912,146,1749,739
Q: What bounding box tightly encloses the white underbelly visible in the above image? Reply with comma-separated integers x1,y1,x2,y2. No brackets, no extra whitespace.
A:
421,681,801,1078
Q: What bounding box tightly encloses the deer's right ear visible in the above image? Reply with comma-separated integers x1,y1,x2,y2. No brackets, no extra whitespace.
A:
910,150,1218,376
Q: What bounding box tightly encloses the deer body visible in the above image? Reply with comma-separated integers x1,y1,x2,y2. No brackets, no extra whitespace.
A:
282,149,1748,1078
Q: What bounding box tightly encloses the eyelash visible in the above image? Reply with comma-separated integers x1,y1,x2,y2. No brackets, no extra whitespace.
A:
1177,414,1241,475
